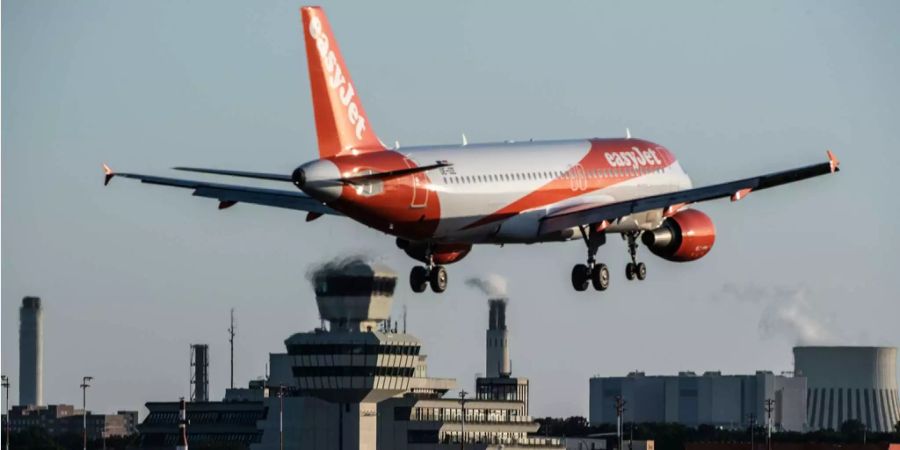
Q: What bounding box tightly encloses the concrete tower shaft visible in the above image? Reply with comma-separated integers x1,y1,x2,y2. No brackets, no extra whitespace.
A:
19,296,43,406
486,298,510,378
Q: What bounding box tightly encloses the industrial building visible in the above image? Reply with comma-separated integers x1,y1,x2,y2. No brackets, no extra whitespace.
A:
794,346,900,432
20,296,43,406
589,370,807,431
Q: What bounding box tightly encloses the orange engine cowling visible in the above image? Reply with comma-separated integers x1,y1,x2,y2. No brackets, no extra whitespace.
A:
397,239,472,265
642,209,716,262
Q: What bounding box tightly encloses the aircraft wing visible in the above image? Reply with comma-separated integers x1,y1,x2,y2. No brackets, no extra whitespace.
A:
103,165,339,216
539,151,840,235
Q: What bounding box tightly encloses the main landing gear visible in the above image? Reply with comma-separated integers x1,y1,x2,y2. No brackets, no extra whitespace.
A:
409,246,448,294
410,265,448,293
571,225,610,292
624,231,647,281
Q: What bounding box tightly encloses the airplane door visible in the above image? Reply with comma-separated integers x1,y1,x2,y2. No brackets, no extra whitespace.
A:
405,158,429,208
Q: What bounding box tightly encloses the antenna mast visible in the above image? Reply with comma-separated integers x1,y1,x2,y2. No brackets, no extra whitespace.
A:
228,308,236,389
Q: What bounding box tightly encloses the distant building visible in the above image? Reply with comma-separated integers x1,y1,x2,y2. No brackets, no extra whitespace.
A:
589,371,807,431
138,396,267,450
795,346,900,432
4,404,137,438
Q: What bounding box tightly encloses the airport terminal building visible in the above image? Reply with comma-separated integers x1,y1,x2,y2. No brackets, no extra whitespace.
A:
590,370,807,431
140,261,561,450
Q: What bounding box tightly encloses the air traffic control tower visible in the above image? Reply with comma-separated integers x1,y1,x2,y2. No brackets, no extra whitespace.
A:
285,261,420,450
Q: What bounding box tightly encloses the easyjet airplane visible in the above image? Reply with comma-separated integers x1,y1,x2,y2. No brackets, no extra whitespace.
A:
104,6,841,294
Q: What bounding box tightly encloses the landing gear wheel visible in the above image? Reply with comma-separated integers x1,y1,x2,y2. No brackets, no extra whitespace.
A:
410,266,429,293
591,264,610,291
625,262,636,281
429,265,448,293
636,262,647,281
571,264,590,291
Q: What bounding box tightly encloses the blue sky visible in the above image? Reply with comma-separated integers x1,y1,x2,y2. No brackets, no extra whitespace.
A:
3,0,899,418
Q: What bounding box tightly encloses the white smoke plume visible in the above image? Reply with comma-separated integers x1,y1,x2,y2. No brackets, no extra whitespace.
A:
716,283,840,345
465,274,508,298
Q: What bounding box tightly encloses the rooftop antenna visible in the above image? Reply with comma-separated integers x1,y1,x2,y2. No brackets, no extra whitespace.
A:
228,308,236,389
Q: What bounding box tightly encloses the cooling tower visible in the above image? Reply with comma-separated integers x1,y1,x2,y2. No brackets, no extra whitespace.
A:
794,346,900,432
19,296,43,406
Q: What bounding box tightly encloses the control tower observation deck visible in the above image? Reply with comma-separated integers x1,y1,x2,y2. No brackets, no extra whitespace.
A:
284,260,419,450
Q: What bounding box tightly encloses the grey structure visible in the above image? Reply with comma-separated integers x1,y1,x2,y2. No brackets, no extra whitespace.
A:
590,371,807,431
190,344,210,402
19,296,43,406
794,346,900,432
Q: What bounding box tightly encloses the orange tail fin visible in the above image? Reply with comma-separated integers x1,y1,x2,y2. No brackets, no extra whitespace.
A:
301,6,384,158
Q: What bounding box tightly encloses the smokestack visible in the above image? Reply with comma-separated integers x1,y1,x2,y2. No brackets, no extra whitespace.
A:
190,344,209,402
486,298,511,378
19,296,43,406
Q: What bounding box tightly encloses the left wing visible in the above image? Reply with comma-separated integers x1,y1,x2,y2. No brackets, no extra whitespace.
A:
539,151,840,235
103,165,339,215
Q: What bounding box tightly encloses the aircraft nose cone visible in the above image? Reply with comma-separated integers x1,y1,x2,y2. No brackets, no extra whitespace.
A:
294,159,342,202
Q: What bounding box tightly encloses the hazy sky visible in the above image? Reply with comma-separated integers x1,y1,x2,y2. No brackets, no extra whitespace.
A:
3,1,899,418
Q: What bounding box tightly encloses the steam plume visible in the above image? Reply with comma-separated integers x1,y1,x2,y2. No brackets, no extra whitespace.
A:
465,274,508,298
716,283,839,345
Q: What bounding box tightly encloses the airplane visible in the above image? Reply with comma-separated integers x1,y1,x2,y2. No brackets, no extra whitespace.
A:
104,6,841,294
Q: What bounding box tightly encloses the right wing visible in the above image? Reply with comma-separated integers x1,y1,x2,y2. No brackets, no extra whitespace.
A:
103,165,339,216
539,151,840,235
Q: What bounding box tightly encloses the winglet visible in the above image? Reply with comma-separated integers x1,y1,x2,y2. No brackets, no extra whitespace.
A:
102,163,115,186
826,150,840,173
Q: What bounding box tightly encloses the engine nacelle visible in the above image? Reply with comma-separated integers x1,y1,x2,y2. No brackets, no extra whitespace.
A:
642,209,715,262
397,239,472,265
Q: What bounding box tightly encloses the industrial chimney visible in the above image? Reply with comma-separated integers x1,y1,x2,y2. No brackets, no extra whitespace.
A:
486,298,511,378
20,296,43,406
190,344,209,402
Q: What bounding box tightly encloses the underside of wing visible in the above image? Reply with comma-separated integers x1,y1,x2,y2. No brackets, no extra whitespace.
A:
539,151,840,235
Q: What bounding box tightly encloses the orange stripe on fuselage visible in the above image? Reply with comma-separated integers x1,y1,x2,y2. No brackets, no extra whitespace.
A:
461,139,675,230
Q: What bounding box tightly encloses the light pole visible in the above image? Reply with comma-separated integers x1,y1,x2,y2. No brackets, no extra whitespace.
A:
278,386,285,450
764,398,775,450
748,413,756,450
459,390,468,450
614,395,627,450
81,376,93,450
2,375,10,450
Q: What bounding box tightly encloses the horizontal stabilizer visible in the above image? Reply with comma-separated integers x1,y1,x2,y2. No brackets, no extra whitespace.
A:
338,162,452,185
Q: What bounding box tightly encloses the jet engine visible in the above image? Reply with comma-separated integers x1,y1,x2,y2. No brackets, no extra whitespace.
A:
641,209,715,262
397,239,473,265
